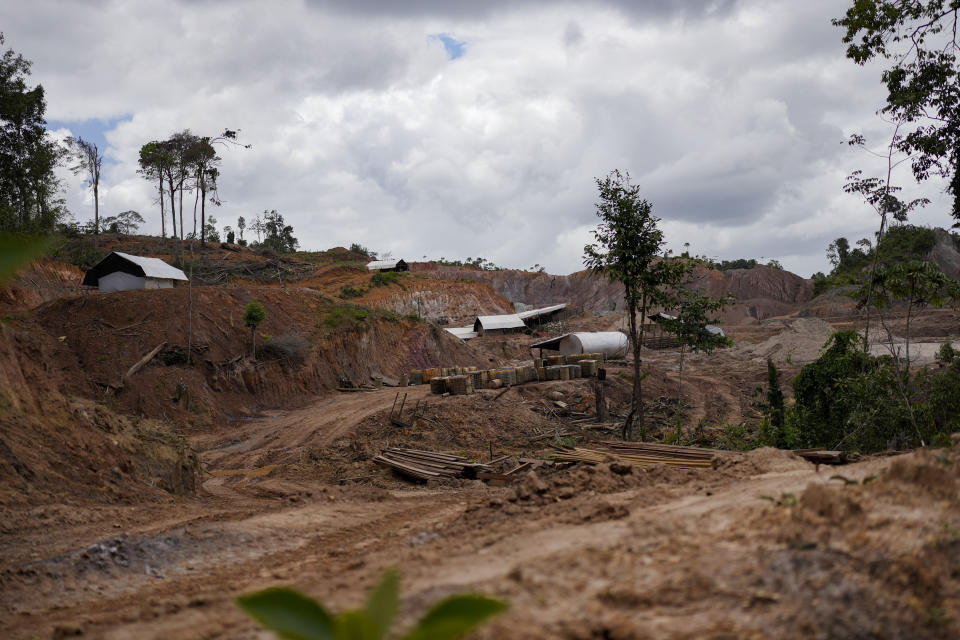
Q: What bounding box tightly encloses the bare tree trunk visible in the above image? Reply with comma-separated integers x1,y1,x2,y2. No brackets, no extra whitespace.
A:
187,239,194,365
93,182,99,234
158,178,166,238
623,293,647,441
179,179,185,240
192,187,199,238
250,325,257,359
200,176,206,245
678,343,685,401
167,174,178,239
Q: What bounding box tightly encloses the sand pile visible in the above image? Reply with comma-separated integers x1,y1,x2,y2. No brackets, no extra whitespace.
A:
732,317,836,365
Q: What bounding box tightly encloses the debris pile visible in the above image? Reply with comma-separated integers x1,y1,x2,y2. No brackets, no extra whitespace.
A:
373,447,492,481
550,441,714,470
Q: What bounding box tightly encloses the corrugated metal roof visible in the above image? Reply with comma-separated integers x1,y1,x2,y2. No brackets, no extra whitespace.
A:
475,314,527,331
445,327,478,340
530,333,569,350
366,259,401,270
112,252,188,280
517,303,567,320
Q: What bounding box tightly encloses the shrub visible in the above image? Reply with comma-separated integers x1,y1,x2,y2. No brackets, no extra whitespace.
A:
937,342,957,364
323,304,370,330
258,334,310,368
370,271,400,288
340,284,363,299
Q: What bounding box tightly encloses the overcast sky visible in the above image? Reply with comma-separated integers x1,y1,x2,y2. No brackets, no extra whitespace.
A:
3,0,953,277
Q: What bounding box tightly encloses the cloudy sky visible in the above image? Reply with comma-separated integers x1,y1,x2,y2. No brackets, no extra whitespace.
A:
2,0,952,276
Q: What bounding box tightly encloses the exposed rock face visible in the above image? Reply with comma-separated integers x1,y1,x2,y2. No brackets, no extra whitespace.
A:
931,229,960,279
414,263,813,323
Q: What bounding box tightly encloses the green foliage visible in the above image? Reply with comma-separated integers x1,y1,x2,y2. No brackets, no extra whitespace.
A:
204,215,221,243
833,1,960,226
937,342,958,364
583,169,690,440
243,300,266,328
349,242,376,259
259,209,299,253
339,284,363,299
712,258,759,271
814,226,942,294
759,359,787,447
370,271,401,288
657,288,734,357
716,422,754,451
786,330,944,452
0,233,50,284
0,34,67,233
323,304,369,330
428,256,502,270
101,210,144,235
237,568,507,640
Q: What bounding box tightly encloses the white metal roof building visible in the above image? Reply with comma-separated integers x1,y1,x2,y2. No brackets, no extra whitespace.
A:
473,314,527,334
82,251,188,293
444,326,479,340
517,303,567,322
366,259,409,272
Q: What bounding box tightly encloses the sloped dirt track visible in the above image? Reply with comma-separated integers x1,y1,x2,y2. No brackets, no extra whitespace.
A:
3,383,958,639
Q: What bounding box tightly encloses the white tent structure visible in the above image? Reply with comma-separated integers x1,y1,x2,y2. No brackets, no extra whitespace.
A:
474,314,527,335
366,259,409,271
530,331,629,358
82,251,188,293
445,326,479,340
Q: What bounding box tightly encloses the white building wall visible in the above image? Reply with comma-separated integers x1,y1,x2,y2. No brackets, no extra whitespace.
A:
99,271,146,293
144,278,173,289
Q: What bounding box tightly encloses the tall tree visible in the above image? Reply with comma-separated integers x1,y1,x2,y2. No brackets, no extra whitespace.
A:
657,286,733,406
834,1,960,226
0,33,65,232
138,140,174,237
64,135,103,234
260,209,298,253
584,170,687,440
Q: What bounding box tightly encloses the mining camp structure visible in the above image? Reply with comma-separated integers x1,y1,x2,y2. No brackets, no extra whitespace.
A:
447,304,569,339
82,251,188,293
366,259,409,272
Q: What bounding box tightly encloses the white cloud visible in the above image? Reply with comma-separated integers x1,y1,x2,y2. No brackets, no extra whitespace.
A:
4,0,950,277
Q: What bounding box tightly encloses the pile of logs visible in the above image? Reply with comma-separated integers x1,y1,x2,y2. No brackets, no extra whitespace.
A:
374,447,492,481
550,441,714,470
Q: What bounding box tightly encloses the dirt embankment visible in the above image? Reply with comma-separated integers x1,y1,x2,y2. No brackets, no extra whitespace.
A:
0,320,199,507
358,278,515,324
32,286,482,425
0,259,84,313
414,263,813,323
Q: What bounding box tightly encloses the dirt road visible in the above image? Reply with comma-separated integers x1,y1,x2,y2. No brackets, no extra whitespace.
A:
4,394,957,640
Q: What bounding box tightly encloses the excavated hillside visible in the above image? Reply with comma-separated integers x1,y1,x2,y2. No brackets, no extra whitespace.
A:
414,263,813,323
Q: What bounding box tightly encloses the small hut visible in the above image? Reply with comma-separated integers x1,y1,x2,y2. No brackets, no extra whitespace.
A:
366,259,409,272
82,251,188,293
473,314,527,336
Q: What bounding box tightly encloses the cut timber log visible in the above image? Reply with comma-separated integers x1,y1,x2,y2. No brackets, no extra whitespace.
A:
119,341,167,388
374,447,494,483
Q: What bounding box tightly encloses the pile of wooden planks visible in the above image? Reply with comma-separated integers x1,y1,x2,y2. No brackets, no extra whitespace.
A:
374,447,492,481
794,448,847,464
550,441,714,470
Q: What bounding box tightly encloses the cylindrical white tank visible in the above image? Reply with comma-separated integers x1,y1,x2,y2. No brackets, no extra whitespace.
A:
558,332,629,358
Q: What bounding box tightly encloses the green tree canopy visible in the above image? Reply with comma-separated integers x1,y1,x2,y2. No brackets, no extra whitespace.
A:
584,169,689,440
0,33,66,233
834,1,960,226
